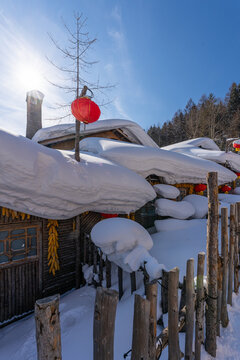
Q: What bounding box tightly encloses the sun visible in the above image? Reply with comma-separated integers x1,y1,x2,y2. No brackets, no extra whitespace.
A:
15,61,45,93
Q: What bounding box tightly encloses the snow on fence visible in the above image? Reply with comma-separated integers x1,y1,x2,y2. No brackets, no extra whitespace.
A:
34,172,240,360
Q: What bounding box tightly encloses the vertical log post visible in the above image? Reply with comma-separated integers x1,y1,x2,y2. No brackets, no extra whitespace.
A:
118,267,123,300
205,172,219,357
185,259,194,360
35,294,62,360
221,207,229,327
131,294,150,360
179,276,186,333
130,272,137,294
146,281,158,360
161,269,169,314
93,287,118,360
195,252,205,360
106,258,112,288
99,250,103,286
234,202,240,293
228,204,235,306
217,255,223,336
168,267,181,360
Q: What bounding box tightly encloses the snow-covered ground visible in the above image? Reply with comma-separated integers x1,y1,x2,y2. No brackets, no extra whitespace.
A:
1,213,240,360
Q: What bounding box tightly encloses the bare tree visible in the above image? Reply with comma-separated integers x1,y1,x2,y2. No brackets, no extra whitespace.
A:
47,13,113,161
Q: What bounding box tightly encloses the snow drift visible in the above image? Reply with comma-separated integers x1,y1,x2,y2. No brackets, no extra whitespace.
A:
91,218,164,278
79,137,237,184
155,198,195,219
0,130,156,219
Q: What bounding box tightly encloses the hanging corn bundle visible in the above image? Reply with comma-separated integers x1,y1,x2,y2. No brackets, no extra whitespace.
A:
47,220,60,276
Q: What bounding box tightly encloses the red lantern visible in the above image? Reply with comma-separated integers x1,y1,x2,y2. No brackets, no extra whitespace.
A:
220,185,231,193
71,97,101,124
233,140,240,151
101,213,118,219
236,172,240,178
194,184,207,193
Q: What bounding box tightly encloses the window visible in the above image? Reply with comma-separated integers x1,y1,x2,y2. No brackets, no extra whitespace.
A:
0,225,38,264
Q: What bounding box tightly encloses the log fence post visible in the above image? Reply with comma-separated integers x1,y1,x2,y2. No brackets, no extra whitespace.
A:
234,202,240,293
228,204,235,306
131,294,150,360
205,172,218,357
185,259,194,360
93,287,118,360
118,267,123,300
195,252,205,360
168,267,181,360
35,294,62,360
146,281,158,360
221,207,229,327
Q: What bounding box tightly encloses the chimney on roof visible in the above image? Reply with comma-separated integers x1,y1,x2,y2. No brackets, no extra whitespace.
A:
26,90,44,139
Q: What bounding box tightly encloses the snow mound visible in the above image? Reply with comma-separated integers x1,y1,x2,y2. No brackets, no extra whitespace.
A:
183,195,208,218
91,218,164,278
32,118,159,148
219,193,240,204
0,129,156,219
154,218,202,232
153,184,180,199
155,198,195,219
233,187,240,195
79,137,236,185
163,137,240,172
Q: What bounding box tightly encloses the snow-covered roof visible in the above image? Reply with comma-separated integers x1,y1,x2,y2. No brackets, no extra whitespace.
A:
0,129,156,219
32,119,159,148
79,137,237,185
162,137,240,172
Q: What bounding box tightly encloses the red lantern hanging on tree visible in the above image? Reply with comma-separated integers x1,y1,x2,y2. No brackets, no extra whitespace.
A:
71,97,101,124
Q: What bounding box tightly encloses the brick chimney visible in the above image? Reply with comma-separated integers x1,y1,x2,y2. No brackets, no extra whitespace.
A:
26,90,44,139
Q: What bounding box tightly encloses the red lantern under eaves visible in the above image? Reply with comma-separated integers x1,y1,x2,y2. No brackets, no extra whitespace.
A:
71,97,101,124
194,184,207,193
220,185,231,193
233,140,240,151
101,213,118,219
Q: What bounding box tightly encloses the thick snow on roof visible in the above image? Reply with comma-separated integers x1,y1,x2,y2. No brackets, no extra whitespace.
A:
163,137,220,151
0,130,156,219
79,137,237,185
32,119,159,148
162,137,240,172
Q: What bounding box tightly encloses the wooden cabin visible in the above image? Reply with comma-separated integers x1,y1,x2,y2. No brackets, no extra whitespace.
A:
0,208,102,325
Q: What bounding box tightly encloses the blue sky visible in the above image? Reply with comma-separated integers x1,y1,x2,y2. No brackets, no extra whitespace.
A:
0,0,240,135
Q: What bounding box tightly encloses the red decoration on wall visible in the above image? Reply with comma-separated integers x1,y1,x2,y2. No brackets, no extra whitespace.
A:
71,97,101,124
194,184,207,193
101,213,118,219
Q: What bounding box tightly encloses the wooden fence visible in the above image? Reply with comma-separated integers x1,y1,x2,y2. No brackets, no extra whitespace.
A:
35,172,240,359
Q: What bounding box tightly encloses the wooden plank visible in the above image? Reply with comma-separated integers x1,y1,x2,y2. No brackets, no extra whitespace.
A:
93,288,118,360
11,266,16,319
131,294,150,360
205,172,218,357
99,250,103,286
75,216,81,289
8,267,12,319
